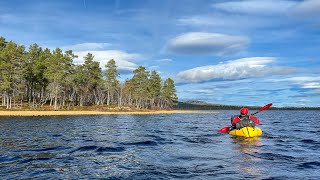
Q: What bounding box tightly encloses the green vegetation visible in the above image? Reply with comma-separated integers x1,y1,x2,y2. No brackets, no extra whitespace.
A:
0,37,178,110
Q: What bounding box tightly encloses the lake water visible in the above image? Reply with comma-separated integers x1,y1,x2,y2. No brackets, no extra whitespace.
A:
0,110,320,179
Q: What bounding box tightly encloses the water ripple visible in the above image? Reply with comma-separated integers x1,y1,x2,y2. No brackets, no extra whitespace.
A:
0,110,319,179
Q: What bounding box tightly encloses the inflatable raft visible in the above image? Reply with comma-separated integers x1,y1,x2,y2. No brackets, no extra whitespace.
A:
229,127,262,138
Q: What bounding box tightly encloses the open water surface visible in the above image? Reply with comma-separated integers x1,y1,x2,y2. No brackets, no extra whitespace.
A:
0,110,319,179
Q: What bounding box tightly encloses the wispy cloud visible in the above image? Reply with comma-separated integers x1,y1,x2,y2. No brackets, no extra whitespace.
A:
267,76,320,89
212,0,297,16
268,76,320,83
0,14,20,24
158,58,173,62
291,0,320,17
62,43,112,51
302,82,320,88
177,57,299,83
164,32,249,55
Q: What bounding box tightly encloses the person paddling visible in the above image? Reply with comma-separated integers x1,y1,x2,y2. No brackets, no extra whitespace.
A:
230,107,260,130
219,103,272,133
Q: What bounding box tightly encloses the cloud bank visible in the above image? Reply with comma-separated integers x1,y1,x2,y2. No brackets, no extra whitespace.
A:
177,57,299,83
164,32,249,55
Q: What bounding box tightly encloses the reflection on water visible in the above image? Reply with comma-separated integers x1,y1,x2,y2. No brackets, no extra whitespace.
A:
232,137,263,177
232,137,262,154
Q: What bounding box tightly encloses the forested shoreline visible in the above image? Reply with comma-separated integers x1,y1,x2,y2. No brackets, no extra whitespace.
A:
0,37,178,110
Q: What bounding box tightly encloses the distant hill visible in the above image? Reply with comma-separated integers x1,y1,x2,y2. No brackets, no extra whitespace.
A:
175,101,320,110
176,101,246,110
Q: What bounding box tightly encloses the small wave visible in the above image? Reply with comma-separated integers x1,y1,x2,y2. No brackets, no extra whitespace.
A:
263,133,289,140
121,141,158,146
246,152,303,162
29,169,57,178
176,156,220,161
300,139,318,144
182,137,216,144
146,135,174,145
70,145,99,153
310,144,320,150
29,146,70,152
297,161,320,169
275,139,286,143
96,146,125,153
262,176,288,180
146,135,167,142
0,155,21,163
51,134,62,137
18,157,51,164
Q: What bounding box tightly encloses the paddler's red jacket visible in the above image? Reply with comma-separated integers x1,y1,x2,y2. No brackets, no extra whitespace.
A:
231,114,260,126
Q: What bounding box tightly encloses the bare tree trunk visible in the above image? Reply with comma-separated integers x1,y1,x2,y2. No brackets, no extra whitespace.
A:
13,94,16,108
50,96,53,106
54,96,58,110
79,95,83,106
7,96,12,109
41,86,45,102
2,93,6,106
20,95,23,107
107,91,110,106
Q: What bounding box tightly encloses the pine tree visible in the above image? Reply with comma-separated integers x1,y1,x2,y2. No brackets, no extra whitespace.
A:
0,41,26,109
44,48,76,110
149,70,162,108
131,66,150,108
24,43,43,106
162,78,178,108
104,59,119,106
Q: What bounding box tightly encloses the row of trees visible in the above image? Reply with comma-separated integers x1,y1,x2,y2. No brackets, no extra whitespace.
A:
0,37,178,110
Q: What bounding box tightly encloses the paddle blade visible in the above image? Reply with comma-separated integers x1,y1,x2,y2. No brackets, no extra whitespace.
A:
258,103,273,112
219,126,230,133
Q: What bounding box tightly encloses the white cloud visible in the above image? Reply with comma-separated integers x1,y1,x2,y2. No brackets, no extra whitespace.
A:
177,14,245,28
302,82,320,89
267,76,320,89
149,65,159,70
212,0,297,15
291,0,320,17
62,43,112,51
164,32,249,55
268,76,320,83
177,57,299,83
158,58,173,62
73,50,142,73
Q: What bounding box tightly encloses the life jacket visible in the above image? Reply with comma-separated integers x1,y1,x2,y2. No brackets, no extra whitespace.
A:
234,115,256,129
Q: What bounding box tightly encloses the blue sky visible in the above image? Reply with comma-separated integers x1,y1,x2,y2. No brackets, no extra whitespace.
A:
1,0,319,107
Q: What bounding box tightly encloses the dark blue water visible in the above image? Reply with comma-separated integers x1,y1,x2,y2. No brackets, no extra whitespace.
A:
0,110,319,179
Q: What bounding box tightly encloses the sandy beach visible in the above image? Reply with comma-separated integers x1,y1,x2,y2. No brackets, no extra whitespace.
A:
0,110,215,116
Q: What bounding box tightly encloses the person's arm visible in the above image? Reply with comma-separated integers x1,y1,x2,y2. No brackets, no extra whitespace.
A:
250,115,260,124
231,116,240,125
